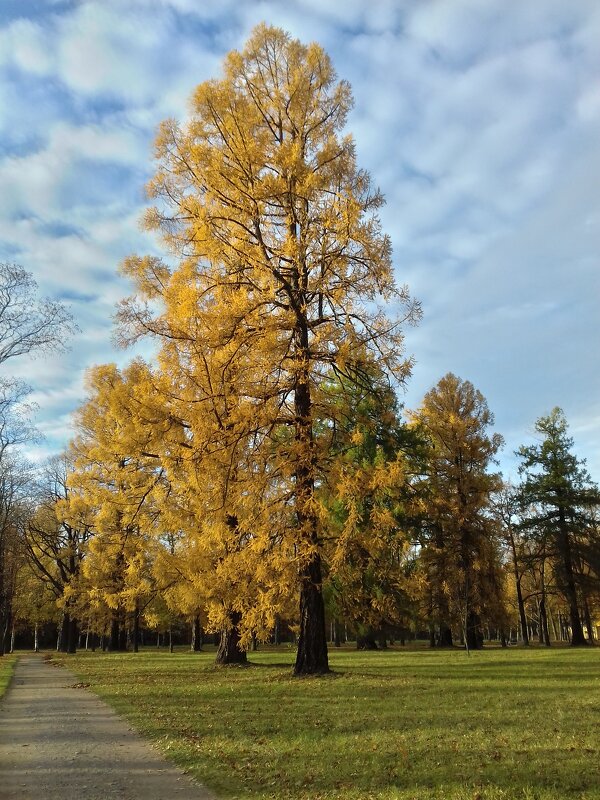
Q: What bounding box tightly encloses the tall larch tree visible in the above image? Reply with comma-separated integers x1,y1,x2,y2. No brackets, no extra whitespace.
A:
517,408,600,646
117,24,418,674
411,374,504,650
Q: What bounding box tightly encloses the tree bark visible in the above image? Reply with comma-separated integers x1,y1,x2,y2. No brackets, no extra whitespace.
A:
437,623,453,647
216,610,247,665
539,596,551,646
291,310,329,675
295,553,329,673
583,597,595,644
191,615,203,651
66,613,79,654
132,603,140,653
334,619,342,648
272,616,280,646
557,511,586,645
466,610,483,651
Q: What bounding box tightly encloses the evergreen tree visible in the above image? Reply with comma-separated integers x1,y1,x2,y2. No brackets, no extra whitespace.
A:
517,408,600,646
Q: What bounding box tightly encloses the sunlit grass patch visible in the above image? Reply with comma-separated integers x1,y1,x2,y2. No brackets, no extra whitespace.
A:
53,645,600,800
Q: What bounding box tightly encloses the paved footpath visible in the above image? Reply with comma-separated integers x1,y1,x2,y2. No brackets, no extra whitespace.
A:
0,654,215,800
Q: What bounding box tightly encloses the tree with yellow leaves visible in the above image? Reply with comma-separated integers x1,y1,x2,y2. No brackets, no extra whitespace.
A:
411,374,505,651
117,24,418,674
24,455,90,653
65,363,165,652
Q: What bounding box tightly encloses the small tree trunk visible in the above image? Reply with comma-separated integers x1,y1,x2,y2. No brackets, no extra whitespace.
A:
169,624,174,654
539,597,551,647
583,597,595,644
56,614,64,651
34,622,39,653
191,616,203,652
334,619,342,648
133,603,140,653
109,613,120,652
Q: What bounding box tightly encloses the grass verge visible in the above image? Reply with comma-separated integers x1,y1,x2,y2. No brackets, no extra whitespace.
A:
52,645,600,800
0,653,17,699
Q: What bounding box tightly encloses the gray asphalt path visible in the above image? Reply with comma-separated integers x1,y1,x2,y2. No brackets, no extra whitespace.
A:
0,654,215,800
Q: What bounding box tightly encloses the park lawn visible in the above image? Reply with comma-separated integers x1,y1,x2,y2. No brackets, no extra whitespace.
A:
0,653,17,698
53,645,600,800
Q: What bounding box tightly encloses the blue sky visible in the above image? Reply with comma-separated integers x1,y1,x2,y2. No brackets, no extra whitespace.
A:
0,0,599,480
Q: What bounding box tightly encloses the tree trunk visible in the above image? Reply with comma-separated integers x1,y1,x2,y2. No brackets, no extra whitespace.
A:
295,553,329,674
466,610,483,651
292,325,329,676
58,612,74,653
133,603,140,653
216,610,247,665
109,611,121,652
1,606,13,656
583,597,595,644
508,529,529,645
272,616,280,646
34,622,39,653
516,581,529,645
66,614,79,654
539,596,551,647
357,628,378,650
437,623,453,647
191,616,203,652
557,512,586,645
334,619,342,648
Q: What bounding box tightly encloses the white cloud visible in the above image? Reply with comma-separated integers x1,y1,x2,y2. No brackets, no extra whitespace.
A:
0,18,53,74
0,0,599,479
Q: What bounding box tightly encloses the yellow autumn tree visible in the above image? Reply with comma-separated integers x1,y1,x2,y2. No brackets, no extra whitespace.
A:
65,363,166,652
24,455,91,653
116,24,418,673
410,373,505,651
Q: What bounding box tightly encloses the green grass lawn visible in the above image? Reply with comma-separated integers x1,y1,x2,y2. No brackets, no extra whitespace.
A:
52,645,600,800
0,653,17,698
